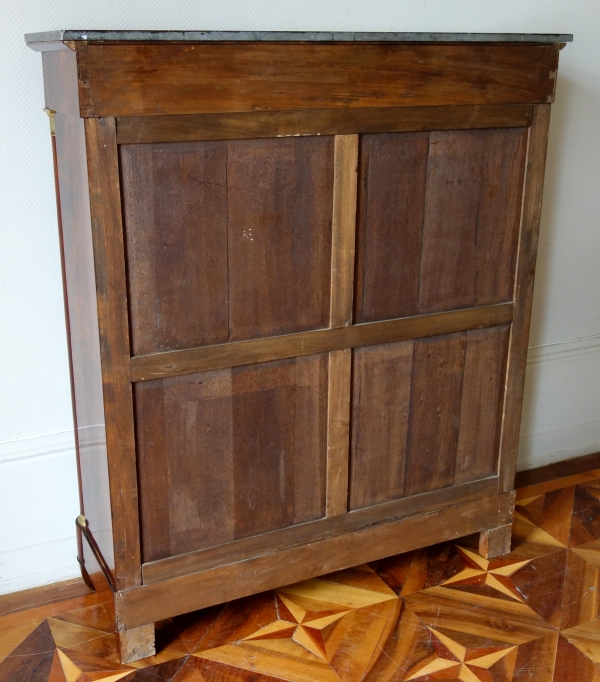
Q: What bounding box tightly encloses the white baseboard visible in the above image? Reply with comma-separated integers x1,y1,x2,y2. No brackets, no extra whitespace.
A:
518,334,600,471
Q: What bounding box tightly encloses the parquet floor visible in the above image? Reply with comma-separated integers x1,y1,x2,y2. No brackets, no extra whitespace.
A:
4,470,600,681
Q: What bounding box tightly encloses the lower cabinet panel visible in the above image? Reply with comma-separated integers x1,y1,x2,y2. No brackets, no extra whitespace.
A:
349,325,510,510
135,354,328,562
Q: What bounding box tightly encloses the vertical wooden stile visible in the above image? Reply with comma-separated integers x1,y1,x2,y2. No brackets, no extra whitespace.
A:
326,135,358,517
85,117,142,590
498,105,552,492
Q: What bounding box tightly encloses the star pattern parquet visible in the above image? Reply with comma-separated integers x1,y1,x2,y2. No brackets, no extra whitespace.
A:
4,471,600,681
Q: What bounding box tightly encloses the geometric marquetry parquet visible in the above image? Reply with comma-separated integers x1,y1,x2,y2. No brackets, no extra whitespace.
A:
4,471,600,681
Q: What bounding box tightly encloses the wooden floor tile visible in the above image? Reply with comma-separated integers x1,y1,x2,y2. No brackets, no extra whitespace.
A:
6,470,600,680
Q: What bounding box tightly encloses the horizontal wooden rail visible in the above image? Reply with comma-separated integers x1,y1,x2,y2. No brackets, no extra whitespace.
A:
117,105,533,144
142,476,498,584
130,303,513,381
117,490,515,628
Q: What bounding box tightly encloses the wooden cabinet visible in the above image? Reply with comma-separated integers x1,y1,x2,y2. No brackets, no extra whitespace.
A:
27,30,570,663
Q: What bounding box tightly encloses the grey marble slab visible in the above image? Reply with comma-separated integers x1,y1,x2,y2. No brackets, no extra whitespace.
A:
25,30,573,46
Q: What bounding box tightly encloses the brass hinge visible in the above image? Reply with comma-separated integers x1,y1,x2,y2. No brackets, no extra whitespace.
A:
43,108,56,136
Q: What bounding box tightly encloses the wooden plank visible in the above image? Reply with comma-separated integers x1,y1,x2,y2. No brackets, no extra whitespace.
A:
404,333,467,496
349,341,414,510
121,491,515,628
227,137,333,342
116,105,534,144
77,43,560,117
85,117,141,589
120,142,229,356
326,350,352,517
499,105,553,492
130,303,513,381
142,477,498,584
419,130,484,313
455,326,511,485
474,128,529,305
330,135,358,329
135,356,328,563
354,133,428,323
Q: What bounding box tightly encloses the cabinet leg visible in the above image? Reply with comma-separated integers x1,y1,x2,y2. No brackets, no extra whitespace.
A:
479,523,512,559
118,623,155,664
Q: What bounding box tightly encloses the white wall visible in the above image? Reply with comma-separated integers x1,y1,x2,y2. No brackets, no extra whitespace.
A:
1,0,599,595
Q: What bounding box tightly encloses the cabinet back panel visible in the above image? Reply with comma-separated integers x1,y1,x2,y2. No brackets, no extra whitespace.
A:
349,325,509,509
135,354,328,562
121,136,333,356
355,128,527,323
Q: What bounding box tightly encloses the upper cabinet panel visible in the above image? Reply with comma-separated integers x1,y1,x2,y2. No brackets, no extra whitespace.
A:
121,136,333,356
355,127,527,323
73,43,560,117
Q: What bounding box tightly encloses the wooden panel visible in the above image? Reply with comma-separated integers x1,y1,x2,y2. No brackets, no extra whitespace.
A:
135,355,328,563
325,350,351,517
130,303,514,381
121,136,333,353
116,104,534,144
143,477,498,584
404,333,467,496
499,105,553,491
455,325,510,484
473,129,529,305
120,142,228,355
354,133,428,322
121,492,516,628
77,43,560,117
419,128,528,313
84,117,141,589
330,135,358,329
349,341,413,510
44,50,115,576
419,131,484,313
227,137,333,342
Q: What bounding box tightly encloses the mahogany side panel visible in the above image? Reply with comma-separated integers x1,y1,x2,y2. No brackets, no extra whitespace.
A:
85,118,142,589
135,355,328,562
77,43,560,116
43,49,114,573
499,105,553,492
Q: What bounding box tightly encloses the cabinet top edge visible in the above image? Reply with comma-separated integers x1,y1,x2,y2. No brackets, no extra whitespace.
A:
24,30,573,50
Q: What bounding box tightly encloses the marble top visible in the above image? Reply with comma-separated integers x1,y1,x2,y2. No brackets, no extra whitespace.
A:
25,30,573,45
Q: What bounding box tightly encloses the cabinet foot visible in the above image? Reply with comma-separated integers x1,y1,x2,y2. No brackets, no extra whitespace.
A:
118,623,155,664
479,523,512,559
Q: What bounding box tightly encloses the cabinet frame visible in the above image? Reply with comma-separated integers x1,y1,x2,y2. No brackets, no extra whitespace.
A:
32,37,561,661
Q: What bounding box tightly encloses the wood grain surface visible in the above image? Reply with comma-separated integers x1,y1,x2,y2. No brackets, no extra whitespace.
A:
350,341,414,509
325,350,351,517
76,42,560,117
330,135,358,329
116,104,534,144
130,303,513,381
121,136,333,354
119,492,515,628
136,356,328,562
84,117,141,590
499,105,553,492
